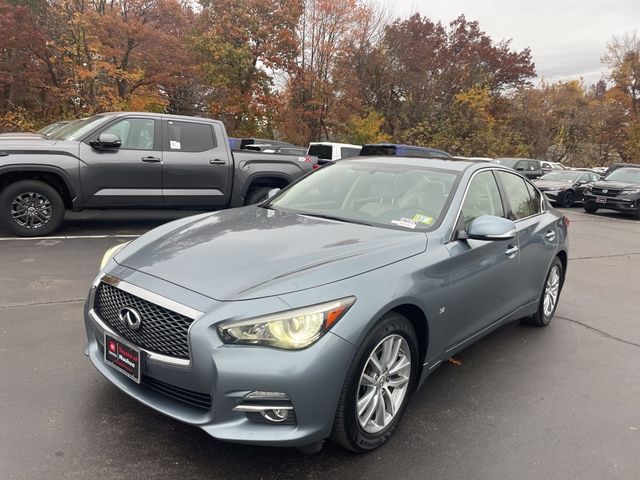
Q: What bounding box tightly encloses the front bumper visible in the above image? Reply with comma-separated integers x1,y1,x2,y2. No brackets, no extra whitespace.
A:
583,194,640,214
84,269,356,447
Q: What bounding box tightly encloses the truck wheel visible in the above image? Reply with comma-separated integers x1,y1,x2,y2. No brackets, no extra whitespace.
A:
583,204,598,214
0,180,65,236
245,187,273,205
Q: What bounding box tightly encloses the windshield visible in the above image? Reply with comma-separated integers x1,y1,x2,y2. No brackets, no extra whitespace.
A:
308,144,333,160
268,161,459,231
47,116,110,141
540,171,581,182
605,168,640,183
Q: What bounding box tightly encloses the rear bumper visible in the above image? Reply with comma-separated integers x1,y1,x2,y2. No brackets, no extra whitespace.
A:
83,271,356,447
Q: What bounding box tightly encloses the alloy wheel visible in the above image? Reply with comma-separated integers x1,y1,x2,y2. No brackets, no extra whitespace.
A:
10,192,53,229
543,265,561,317
356,334,411,434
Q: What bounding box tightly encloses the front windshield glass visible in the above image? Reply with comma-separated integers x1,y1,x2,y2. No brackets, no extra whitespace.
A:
268,161,459,231
540,171,581,182
47,116,110,141
605,168,640,183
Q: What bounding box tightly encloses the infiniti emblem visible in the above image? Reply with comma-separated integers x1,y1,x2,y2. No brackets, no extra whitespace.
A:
602,189,608,194
119,307,142,330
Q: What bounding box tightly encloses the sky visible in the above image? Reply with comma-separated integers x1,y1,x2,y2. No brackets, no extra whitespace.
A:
391,0,640,85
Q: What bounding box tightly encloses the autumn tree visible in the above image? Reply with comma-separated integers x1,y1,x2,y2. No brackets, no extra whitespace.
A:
195,0,302,136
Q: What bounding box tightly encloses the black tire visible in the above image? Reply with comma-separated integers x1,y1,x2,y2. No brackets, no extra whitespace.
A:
0,180,65,236
244,186,273,205
558,190,575,208
522,257,564,327
331,312,419,452
583,204,598,214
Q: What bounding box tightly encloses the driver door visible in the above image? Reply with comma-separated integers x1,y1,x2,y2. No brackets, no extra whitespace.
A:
445,170,522,350
79,116,163,206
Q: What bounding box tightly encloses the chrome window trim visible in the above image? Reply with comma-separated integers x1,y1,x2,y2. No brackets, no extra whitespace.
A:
91,273,205,367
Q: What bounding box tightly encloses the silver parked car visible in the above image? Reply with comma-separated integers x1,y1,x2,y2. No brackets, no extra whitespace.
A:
84,157,569,453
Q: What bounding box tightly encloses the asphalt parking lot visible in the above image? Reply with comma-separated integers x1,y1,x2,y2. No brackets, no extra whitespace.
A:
1,207,639,480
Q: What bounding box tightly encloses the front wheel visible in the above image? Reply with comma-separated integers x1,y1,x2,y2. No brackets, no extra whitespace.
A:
523,257,564,327
332,312,418,452
0,180,65,236
558,190,575,208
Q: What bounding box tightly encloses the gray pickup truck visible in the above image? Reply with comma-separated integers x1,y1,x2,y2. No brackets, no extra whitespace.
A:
0,112,317,236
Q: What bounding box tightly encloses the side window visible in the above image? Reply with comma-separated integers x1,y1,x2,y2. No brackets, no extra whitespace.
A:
526,182,543,214
340,147,360,158
101,118,155,150
460,171,504,230
497,171,537,220
528,161,539,171
166,121,216,152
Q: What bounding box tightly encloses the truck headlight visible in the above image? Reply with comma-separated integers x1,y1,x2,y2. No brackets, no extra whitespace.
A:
99,242,130,270
621,189,640,195
218,297,356,350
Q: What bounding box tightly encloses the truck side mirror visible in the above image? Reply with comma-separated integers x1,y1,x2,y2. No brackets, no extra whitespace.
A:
91,133,121,150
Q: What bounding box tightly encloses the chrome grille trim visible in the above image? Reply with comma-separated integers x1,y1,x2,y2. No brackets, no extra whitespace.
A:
90,273,204,367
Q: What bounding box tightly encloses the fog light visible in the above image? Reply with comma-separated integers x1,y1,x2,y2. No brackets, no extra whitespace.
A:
262,408,289,422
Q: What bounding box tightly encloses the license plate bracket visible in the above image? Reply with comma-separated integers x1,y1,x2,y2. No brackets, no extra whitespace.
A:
104,333,142,383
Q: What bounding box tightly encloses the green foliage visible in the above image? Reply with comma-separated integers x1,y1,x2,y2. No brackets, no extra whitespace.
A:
343,110,390,144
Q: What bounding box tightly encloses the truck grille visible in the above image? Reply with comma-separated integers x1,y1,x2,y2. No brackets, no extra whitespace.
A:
94,282,194,359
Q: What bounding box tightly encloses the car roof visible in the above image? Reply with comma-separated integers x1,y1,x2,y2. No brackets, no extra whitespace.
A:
97,111,224,125
309,142,361,148
343,156,488,172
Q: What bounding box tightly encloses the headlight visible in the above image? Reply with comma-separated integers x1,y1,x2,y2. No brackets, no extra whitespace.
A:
621,188,640,195
99,242,130,270
584,185,593,192
218,297,356,350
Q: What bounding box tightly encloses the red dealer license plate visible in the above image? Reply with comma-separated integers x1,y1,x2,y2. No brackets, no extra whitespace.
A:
104,333,141,383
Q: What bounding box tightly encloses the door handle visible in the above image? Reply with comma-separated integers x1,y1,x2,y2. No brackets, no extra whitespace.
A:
505,245,519,258
141,156,161,163
210,159,226,165
545,230,556,242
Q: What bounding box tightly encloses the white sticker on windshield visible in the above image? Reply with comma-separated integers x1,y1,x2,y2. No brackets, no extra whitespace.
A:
170,140,181,149
391,217,417,229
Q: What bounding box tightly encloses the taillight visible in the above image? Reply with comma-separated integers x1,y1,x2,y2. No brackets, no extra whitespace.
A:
312,164,320,170
562,215,570,227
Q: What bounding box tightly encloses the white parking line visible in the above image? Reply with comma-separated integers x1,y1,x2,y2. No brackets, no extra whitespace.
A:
0,234,140,241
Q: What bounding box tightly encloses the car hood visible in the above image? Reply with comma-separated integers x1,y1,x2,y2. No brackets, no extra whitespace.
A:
533,179,574,190
592,180,640,189
115,207,427,301
0,138,62,148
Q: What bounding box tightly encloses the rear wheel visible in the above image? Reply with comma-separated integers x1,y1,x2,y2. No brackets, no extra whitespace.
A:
0,180,65,236
332,312,418,452
558,190,575,208
583,204,598,214
523,257,564,327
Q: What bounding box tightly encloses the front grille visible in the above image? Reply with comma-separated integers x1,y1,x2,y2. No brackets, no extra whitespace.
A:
592,188,622,197
94,282,194,359
142,376,212,411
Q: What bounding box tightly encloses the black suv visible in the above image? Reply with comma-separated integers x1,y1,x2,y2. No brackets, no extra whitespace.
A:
583,167,640,219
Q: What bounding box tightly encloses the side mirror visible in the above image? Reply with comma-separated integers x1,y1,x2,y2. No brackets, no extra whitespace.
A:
464,215,516,241
266,188,281,200
91,133,121,150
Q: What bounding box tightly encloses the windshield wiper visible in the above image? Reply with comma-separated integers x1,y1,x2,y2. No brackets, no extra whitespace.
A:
298,213,373,227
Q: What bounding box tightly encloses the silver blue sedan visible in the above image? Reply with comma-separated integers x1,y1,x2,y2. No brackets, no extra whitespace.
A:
84,157,569,453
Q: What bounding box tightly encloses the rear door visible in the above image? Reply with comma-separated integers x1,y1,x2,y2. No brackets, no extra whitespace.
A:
496,171,557,306
161,120,232,207
79,116,162,205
